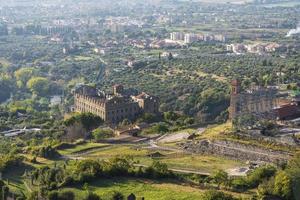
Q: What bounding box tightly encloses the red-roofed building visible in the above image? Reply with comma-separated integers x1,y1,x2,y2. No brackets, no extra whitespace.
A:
274,104,300,120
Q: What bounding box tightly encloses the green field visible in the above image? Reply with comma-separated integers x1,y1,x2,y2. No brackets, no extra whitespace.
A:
4,157,248,200
58,141,245,173
58,142,109,155
4,133,250,199
60,178,251,200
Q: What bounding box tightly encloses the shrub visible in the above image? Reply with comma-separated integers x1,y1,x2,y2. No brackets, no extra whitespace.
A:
84,193,101,200
246,165,277,188
27,77,50,96
112,191,124,200
58,191,75,200
61,176,74,186
201,190,235,200
49,182,57,190
137,113,159,123
142,123,169,135
48,191,59,200
32,146,60,159
210,170,229,188
231,177,248,191
0,154,24,172
64,113,103,131
144,161,172,179
92,128,113,140
75,160,103,179
104,157,134,176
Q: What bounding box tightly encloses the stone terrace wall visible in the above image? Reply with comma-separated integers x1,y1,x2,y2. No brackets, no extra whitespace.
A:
181,139,291,163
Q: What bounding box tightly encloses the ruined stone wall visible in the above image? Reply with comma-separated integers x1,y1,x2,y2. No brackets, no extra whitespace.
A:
230,92,279,120
181,139,291,163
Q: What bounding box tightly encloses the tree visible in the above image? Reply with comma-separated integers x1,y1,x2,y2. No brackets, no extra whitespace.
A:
262,59,268,66
211,170,229,188
64,113,103,131
27,191,39,200
256,119,278,136
184,117,195,125
27,77,50,96
112,191,124,200
105,157,134,176
75,160,103,180
84,193,101,200
233,114,258,130
58,191,75,200
246,165,277,188
83,182,89,192
138,113,158,123
230,177,248,191
148,161,171,178
48,191,59,200
257,179,274,199
201,190,235,200
197,88,229,122
0,181,4,198
0,75,13,103
2,185,9,200
164,111,179,121
92,128,113,141
64,113,103,140
32,145,60,159
152,123,169,133
273,171,292,199
143,123,169,135
286,153,300,199
14,67,34,88
168,52,173,60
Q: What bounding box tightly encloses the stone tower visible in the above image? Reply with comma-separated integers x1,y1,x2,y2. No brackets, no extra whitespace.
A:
229,79,241,120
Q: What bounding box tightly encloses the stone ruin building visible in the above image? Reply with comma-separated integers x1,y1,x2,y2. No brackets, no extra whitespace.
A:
229,80,300,121
73,84,159,123
229,80,279,120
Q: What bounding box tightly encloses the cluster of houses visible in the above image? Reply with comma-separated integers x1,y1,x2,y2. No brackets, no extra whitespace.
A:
170,32,226,44
226,43,281,55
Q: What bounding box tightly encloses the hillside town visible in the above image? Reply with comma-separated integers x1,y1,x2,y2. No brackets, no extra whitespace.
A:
0,0,300,199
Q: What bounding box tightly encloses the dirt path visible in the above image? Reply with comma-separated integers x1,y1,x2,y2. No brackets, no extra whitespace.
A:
158,132,190,143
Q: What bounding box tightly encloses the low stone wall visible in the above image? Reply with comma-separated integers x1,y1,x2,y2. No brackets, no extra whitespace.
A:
239,130,299,146
181,139,291,163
